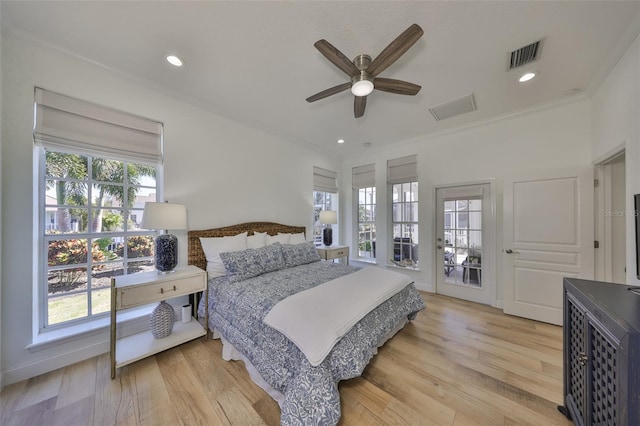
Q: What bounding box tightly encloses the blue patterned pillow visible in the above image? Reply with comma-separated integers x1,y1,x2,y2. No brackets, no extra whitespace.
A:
282,241,321,268
220,243,285,279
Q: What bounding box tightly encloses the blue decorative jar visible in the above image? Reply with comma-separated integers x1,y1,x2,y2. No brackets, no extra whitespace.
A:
155,233,178,272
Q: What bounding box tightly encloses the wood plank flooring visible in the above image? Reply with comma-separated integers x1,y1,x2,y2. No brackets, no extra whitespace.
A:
1,293,571,425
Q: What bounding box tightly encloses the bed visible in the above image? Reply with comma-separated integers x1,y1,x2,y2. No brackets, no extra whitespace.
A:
188,222,426,425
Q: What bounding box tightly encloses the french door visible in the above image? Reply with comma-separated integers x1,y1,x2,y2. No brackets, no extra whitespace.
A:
435,183,495,305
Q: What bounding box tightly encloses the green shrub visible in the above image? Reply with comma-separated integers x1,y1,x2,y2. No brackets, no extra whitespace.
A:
116,235,154,258
48,238,107,288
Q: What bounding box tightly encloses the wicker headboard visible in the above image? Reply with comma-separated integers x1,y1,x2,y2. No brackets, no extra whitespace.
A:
188,222,306,271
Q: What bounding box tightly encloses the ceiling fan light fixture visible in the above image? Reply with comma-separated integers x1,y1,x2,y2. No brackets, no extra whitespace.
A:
351,74,374,97
166,54,184,67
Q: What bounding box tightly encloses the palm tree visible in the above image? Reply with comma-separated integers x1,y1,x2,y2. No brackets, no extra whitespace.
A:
45,152,87,232
90,159,155,232
46,152,156,233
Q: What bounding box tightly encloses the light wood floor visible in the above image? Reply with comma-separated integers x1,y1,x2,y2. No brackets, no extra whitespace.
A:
1,292,571,425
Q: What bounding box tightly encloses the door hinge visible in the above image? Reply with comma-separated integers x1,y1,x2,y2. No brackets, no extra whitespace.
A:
594,179,599,187
594,240,599,249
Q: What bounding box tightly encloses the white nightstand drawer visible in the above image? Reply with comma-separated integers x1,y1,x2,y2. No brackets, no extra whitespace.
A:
117,274,205,309
327,248,348,259
317,245,349,264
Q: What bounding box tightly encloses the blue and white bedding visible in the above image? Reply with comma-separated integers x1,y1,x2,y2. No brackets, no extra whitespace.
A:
200,258,425,425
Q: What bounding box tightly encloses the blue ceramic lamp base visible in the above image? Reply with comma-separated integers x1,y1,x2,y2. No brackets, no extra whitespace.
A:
323,226,333,246
155,233,178,273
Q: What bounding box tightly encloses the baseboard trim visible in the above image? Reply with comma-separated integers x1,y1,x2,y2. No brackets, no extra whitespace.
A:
3,340,109,386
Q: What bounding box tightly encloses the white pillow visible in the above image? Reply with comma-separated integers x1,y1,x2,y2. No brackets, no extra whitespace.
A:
285,232,306,245
247,232,267,249
200,232,247,278
267,233,291,245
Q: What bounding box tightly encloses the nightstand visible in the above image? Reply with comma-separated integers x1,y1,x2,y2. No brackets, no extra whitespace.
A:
317,245,349,264
110,264,207,378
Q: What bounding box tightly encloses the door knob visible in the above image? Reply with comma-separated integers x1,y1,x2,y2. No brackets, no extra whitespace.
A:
437,245,443,249
505,249,519,254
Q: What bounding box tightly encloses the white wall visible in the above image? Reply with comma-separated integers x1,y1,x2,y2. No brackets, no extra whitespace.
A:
591,34,640,286
342,100,592,305
0,9,4,389
0,34,340,385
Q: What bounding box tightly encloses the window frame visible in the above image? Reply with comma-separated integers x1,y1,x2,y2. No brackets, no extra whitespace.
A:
389,181,419,269
38,147,163,331
356,186,377,261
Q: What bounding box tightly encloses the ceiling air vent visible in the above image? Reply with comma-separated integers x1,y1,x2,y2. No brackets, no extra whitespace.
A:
429,93,477,121
509,39,543,70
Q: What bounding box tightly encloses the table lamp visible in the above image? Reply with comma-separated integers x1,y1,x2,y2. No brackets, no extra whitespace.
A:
141,202,187,273
319,210,337,246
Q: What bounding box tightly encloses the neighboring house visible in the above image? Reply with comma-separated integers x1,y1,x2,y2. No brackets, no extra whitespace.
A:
0,8,639,390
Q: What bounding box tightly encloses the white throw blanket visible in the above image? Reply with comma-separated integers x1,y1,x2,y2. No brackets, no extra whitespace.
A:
263,266,413,366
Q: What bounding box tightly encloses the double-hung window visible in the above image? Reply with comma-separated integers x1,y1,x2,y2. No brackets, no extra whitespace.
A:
313,166,338,245
353,164,376,260
388,155,419,268
34,88,163,329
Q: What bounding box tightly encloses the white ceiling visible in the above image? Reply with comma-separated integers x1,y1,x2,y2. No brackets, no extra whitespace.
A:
2,1,640,158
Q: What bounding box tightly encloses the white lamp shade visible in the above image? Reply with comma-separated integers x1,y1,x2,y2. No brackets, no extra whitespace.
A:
319,210,337,225
141,202,187,230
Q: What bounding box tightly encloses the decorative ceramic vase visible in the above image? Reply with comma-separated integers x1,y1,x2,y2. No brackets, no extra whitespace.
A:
150,301,175,339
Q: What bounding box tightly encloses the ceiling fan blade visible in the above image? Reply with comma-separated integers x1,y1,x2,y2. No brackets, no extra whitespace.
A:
354,96,367,118
314,39,360,77
306,83,351,103
374,78,421,95
367,24,424,77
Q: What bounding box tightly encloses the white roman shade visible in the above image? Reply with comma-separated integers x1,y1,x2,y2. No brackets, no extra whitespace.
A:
387,155,418,184
439,185,484,200
352,164,375,189
33,87,163,164
313,166,338,193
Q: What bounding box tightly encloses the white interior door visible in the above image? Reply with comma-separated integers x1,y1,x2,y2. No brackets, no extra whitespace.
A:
503,167,594,325
436,184,495,305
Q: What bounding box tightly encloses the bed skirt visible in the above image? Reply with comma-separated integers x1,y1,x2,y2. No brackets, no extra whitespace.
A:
211,313,410,411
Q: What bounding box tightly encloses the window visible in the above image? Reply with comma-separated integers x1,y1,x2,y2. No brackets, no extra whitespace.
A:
42,150,158,326
313,190,335,245
34,88,163,329
444,198,483,286
313,166,338,245
391,182,419,267
388,155,418,268
353,164,376,260
357,187,376,259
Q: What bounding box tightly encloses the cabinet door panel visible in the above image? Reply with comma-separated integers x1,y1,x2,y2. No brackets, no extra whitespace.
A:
567,296,587,424
588,320,619,425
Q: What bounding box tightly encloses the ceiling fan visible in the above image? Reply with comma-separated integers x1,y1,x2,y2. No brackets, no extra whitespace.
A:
306,23,424,118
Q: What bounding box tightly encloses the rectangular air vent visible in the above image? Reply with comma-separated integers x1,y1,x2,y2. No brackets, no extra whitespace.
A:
509,40,543,70
429,93,476,121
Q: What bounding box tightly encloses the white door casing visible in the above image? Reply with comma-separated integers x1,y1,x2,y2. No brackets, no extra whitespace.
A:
503,167,594,325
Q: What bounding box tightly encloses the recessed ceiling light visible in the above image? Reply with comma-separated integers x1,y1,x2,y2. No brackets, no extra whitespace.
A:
519,72,536,83
166,55,184,67
337,139,345,144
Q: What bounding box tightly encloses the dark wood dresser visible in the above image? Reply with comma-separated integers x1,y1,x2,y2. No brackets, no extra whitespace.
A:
561,278,640,425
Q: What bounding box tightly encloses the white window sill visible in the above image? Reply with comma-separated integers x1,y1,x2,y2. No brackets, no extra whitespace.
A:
352,258,377,265
27,304,155,353
386,262,421,272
